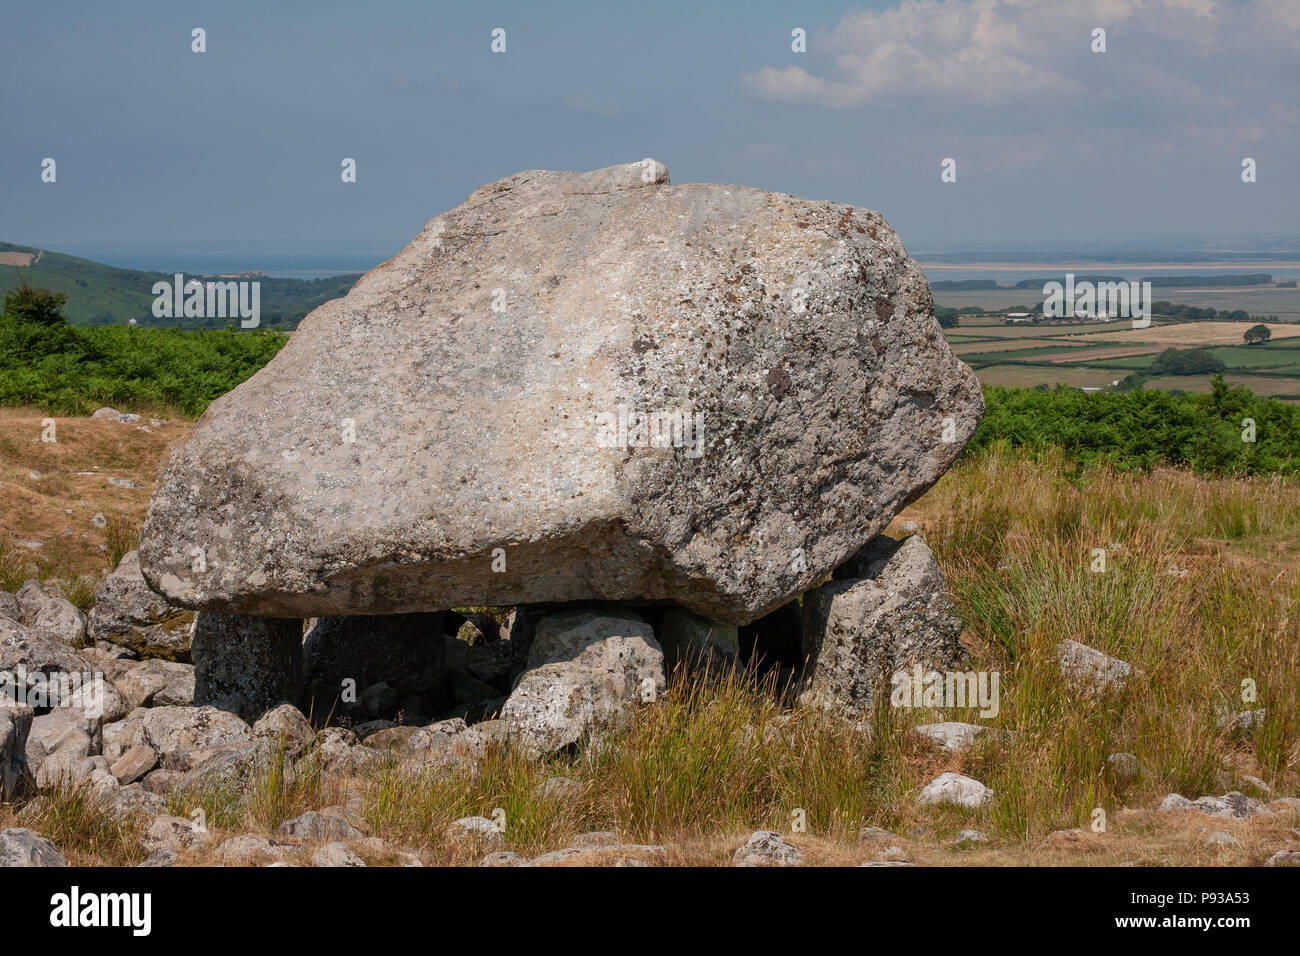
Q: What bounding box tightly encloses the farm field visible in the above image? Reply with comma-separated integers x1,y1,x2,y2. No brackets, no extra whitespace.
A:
932,285,1300,320
945,319,1300,404
1066,321,1300,347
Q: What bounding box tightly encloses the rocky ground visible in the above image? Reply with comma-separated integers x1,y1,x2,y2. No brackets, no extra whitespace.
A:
2,410,1298,866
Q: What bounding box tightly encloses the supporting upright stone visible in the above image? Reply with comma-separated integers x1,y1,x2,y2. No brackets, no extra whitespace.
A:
799,535,963,718
192,613,303,722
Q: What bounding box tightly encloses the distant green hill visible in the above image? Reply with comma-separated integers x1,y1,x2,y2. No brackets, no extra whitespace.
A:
0,241,361,329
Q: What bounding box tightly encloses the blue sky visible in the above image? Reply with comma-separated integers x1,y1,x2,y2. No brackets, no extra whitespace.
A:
2,0,1297,257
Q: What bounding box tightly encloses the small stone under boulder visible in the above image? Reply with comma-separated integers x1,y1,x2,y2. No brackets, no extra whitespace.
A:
500,609,665,756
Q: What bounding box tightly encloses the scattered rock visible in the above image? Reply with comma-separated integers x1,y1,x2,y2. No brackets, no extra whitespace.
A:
215,835,301,864
571,831,619,848
316,727,379,773
88,551,194,661
1057,639,1133,694
1266,849,1300,867
1157,793,1192,812
479,851,523,867
857,825,906,846
112,659,195,710
97,784,168,822
911,722,989,754
732,831,805,867
141,814,212,854
177,741,290,794
0,827,67,867
401,718,487,771
15,580,87,645
251,704,314,758
1205,831,1240,847
1157,791,1270,820
141,769,182,796
918,772,993,809
0,704,33,798
101,705,250,764
277,807,369,841
1217,709,1266,736
0,616,91,683
953,829,989,845
109,744,157,785
310,842,365,867
446,816,504,849
1239,775,1271,796
363,726,419,752
858,860,917,867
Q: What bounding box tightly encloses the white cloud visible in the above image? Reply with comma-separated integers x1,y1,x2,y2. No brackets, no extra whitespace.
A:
742,0,1298,116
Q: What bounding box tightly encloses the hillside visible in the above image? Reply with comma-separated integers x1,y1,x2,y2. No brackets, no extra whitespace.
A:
0,241,360,329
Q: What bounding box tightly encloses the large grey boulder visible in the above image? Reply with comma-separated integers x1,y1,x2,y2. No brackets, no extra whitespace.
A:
191,613,303,721
137,160,982,626
500,610,664,756
799,535,963,717
88,551,194,662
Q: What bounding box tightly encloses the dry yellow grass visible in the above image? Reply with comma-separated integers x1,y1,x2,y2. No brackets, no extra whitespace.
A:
3,423,1299,866
0,409,185,592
